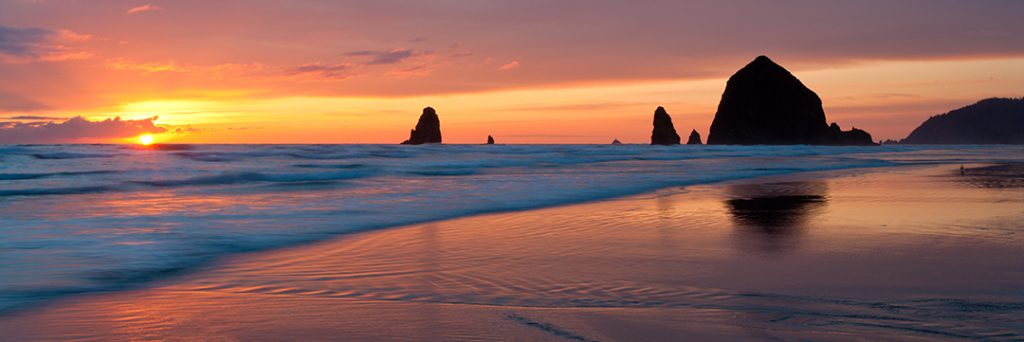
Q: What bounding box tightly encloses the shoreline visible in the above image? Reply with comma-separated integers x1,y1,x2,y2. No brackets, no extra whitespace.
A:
0,148,916,316
4,162,1022,341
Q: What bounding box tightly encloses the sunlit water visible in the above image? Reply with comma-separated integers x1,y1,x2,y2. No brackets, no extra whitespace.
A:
1,144,1022,317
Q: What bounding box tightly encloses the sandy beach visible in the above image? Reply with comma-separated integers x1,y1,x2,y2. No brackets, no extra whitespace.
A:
3,164,1022,341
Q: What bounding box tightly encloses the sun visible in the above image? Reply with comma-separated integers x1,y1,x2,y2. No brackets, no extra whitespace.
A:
138,134,155,146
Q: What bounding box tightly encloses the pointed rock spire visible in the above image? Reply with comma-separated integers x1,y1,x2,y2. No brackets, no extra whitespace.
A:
400,107,442,145
650,106,681,145
687,129,702,145
487,135,495,144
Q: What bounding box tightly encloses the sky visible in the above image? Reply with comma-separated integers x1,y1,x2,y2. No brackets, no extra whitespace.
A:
0,0,1022,144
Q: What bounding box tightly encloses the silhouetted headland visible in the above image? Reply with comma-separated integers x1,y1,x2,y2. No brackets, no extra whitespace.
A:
708,56,875,145
400,107,442,145
650,106,681,145
687,129,702,145
901,98,1024,144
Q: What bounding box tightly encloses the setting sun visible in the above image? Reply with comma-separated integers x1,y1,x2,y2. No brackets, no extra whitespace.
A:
138,134,154,145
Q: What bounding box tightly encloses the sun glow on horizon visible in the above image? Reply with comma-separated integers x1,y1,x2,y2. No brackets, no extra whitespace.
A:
138,134,154,145
76,57,1024,144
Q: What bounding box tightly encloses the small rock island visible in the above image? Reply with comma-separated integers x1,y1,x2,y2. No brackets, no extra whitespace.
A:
651,106,681,145
687,130,702,145
401,107,442,145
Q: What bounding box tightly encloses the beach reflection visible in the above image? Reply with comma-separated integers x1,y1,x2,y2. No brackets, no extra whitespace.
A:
725,181,828,254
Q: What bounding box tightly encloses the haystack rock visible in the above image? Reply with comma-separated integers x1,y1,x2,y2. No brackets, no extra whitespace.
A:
400,107,442,145
487,135,495,144
707,56,874,145
650,106,681,145
902,98,1024,144
611,139,623,145
687,130,702,145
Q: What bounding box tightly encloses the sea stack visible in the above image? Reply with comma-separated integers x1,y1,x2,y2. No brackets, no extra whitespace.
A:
650,106,681,145
487,135,495,144
400,107,442,145
687,130,702,145
707,56,874,145
611,139,623,145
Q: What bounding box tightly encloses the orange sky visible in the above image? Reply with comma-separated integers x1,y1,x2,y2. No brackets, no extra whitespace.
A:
1,1,1022,144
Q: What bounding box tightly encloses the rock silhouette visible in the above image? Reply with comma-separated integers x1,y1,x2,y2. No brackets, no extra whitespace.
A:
901,98,1024,144
487,135,495,144
400,107,442,145
707,56,874,145
826,123,873,146
611,139,623,145
650,106,681,145
687,129,702,145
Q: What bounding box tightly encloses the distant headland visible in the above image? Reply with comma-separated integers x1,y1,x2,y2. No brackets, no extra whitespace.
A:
898,98,1024,145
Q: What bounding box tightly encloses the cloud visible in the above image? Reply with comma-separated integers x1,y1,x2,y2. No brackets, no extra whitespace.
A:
0,116,166,143
126,4,162,15
107,59,183,73
0,26,53,58
172,126,200,134
0,25,93,63
499,60,520,70
106,58,266,79
286,62,354,79
346,48,423,65
7,115,65,120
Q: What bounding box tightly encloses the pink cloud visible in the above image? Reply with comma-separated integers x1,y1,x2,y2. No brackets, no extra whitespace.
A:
0,116,166,143
126,4,162,15
346,48,426,65
499,60,520,70
286,62,354,79
107,59,183,73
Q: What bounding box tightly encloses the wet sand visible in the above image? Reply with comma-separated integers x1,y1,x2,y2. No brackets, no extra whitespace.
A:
3,164,1023,341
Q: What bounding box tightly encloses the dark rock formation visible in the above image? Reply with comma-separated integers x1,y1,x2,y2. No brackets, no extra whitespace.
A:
650,106,681,145
400,107,442,145
901,98,1024,144
487,135,495,144
687,129,702,145
826,123,874,146
707,56,874,146
611,139,623,145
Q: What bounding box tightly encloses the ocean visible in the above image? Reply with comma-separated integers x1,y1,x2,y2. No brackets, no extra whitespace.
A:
1,144,1022,315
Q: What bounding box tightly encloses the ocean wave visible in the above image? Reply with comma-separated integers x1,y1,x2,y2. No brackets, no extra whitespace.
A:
0,144,1022,316
30,152,118,160
132,170,374,187
0,170,120,181
0,186,115,197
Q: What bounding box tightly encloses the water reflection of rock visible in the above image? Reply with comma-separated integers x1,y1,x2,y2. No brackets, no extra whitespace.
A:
725,181,829,254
